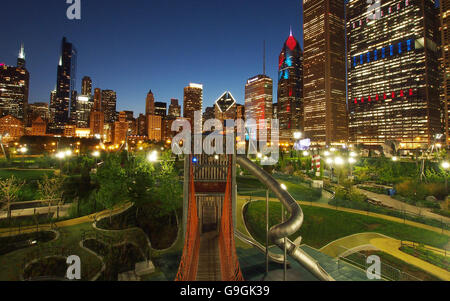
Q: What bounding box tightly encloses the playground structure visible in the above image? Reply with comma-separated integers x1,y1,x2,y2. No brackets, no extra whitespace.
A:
175,153,334,281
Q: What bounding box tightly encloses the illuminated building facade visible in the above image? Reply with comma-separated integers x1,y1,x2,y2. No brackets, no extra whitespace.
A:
89,88,104,137
31,116,47,136
441,0,450,145
81,76,92,96
303,0,348,145
113,111,128,145
347,0,441,148
245,75,273,132
0,45,29,121
28,102,50,125
183,83,203,131
214,91,237,125
147,114,162,141
169,98,181,118
155,102,167,117
51,37,77,130
277,31,303,142
145,90,155,115
102,89,117,124
75,94,93,128
0,115,24,142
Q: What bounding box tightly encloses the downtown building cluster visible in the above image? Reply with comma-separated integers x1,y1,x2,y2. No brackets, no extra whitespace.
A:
1,0,450,153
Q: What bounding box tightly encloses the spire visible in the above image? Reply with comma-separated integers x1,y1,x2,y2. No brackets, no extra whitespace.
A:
18,43,25,60
290,26,293,37
58,56,62,66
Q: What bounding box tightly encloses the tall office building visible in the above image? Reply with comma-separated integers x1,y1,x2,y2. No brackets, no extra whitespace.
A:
102,89,117,123
303,0,348,145
214,91,237,125
203,106,216,124
277,30,303,142
347,0,441,148
81,76,92,96
0,44,29,121
75,94,93,128
183,83,203,131
51,37,77,130
244,75,273,133
441,0,450,145
168,98,181,117
113,111,129,145
70,90,78,123
145,90,155,116
155,102,167,117
28,102,50,123
90,88,104,137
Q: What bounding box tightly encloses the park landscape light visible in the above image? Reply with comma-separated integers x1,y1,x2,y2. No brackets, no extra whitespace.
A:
350,151,357,157
392,156,398,162
442,161,450,170
148,151,158,162
324,151,330,157
334,156,344,165
65,150,72,157
326,158,333,164
56,152,65,159
303,151,309,156
348,157,356,164
257,153,262,159
92,151,100,157
280,183,287,191
293,132,302,140
330,147,336,152
19,147,27,154
214,155,219,160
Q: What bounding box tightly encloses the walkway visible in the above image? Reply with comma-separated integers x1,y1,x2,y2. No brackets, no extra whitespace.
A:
196,231,221,281
319,232,450,281
0,202,133,238
356,187,450,224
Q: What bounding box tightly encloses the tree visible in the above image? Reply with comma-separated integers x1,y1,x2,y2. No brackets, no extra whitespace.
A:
0,176,25,222
38,175,64,220
95,154,128,224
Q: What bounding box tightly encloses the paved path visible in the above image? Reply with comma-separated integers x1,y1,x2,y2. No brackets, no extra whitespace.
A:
0,204,72,219
318,232,450,281
0,202,132,237
355,187,450,224
238,195,450,237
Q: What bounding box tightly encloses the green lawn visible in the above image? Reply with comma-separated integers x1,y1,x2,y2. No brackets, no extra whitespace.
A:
0,168,56,181
244,200,449,250
237,174,322,202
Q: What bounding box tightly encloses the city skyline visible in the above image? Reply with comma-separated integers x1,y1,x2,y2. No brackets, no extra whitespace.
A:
0,0,304,115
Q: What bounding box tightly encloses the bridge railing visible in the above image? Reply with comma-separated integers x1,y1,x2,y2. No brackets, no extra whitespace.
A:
218,156,244,281
175,155,201,281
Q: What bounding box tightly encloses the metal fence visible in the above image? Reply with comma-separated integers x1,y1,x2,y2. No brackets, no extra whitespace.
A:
337,245,422,281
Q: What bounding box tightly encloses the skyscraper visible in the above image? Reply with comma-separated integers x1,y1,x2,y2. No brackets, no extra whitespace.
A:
75,94,93,128
441,0,450,145
90,88,104,137
277,30,303,142
169,98,181,118
145,90,155,116
347,0,441,148
183,83,203,131
155,102,167,117
303,0,347,145
102,89,117,124
51,37,77,130
244,75,273,132
0,44,29,121
214,91,237,125
81,76,92,96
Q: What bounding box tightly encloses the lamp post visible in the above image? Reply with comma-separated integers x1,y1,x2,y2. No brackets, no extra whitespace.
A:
19,146,27,167
92,151,100,166
334,156,344,185
280,183,288,281
442,161,450,194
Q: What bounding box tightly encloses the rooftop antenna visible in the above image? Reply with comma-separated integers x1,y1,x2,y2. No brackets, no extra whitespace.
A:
263,40,266,75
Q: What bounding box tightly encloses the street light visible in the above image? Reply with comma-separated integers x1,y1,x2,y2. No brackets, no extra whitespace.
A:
280,183,287,191
349,151,357,158
334,156,344,165
303,151,309,156
442,161,449,194
392,156,398,162
257,153,263,159
19,146,27,167
293,132,302,140
324,151,330,157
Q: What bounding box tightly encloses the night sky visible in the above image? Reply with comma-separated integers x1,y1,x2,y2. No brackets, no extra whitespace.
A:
0,0,303,116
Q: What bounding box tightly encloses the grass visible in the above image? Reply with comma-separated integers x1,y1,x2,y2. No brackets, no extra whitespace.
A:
244,200,449,250
0,168,56,181
237,174,322,202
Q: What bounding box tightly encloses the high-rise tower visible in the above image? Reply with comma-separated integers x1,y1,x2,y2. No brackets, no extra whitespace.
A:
347,0,441,148
51,37,77,131
277,29,303,142
303,0,347,145
183,83,203,131
81,76,92,96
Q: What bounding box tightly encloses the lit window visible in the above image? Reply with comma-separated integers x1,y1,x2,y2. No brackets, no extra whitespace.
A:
374,49,378,61
367,52,370,63
390,45,394,56
382,47,386,58
360,54,363,64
